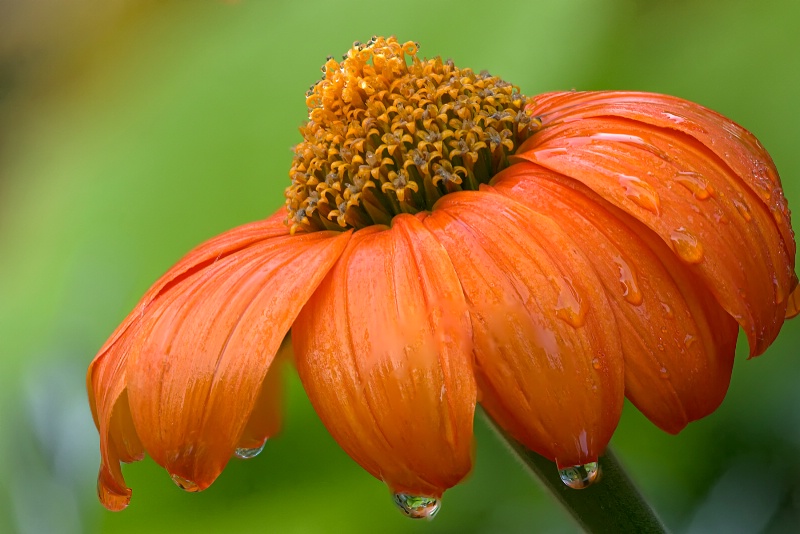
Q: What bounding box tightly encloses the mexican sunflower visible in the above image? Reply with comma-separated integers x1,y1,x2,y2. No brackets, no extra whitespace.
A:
87,36,798,517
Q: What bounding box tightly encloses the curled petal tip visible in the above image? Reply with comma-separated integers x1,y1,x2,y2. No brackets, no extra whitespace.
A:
97,472,132,512
786,283,800,319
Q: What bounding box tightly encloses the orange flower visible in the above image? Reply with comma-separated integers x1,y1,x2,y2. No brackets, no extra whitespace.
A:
87,37,797,516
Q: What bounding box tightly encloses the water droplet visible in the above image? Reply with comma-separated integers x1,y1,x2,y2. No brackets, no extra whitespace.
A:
670,227,704,264
591,357,601,370
171,474,200,492
712,210,729,224
660,302,674,319
393,493,440,519
618,174,661,214
555,277,586,327
675,171,713,200
588,132,671,160
589,132,646,144
558,462,600,489
733,199,752,222
235,440,267,459
684,334,696,349
657,343,665,351
662,112,687,124
660,326,668,334
659,366,670,379
613,255,642,305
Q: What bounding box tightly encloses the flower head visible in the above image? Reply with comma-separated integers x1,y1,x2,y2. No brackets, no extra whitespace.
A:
87,36,797,515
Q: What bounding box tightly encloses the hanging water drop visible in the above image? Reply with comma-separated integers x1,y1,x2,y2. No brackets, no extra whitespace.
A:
558,462,600,489
235,440,267,460
171,474,200,492
393,493,440,519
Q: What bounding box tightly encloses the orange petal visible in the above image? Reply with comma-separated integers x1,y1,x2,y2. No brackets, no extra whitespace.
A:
518,91,795,355
125,225,350,490
424,190,624,468
292,214,476,497
492,164,739,433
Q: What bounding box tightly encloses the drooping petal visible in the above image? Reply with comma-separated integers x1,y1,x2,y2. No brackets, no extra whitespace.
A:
88,214,295,509
517,91,796,355
424,191,625,468
293,214,476,497
124,225,350,491
492,164,739,433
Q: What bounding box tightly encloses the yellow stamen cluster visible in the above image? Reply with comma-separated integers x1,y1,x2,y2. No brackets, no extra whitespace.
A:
286,36,539,232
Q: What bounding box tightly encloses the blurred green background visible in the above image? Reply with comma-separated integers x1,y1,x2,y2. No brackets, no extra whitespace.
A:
1,1,798,532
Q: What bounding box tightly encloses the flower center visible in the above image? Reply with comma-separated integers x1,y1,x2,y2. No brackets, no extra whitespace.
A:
285,36,539,232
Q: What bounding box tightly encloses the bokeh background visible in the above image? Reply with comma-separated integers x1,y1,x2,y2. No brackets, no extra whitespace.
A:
1,1,798,532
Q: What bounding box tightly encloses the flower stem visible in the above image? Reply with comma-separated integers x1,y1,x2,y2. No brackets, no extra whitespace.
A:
483,412,669,534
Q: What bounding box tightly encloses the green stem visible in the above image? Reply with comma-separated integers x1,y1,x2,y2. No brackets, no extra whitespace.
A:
483,412,669,534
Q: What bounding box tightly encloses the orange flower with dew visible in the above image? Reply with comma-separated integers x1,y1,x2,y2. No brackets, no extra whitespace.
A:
87,36,798,517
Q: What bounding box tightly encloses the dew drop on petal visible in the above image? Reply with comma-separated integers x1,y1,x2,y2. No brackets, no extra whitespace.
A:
171,474,200,492
733,199,753,222
613,255,642,305
618,174,661,214
662,111,687,124
393,493,440,519
773,275,785,305
684,334,697,349
659,366,670,379
555,277,586,327
591,357,601,370
235,440,267,459
670,227,704,264
675,171,712,200
589,132,646,145
660,302,674,319
558,462,600,489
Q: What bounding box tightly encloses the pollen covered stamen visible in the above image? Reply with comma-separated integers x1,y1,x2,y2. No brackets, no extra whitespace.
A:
286,36,539,232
